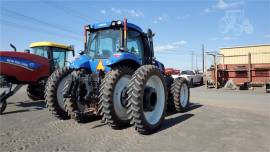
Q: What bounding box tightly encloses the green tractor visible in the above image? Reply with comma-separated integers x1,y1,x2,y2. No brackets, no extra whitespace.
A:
45,19,190,134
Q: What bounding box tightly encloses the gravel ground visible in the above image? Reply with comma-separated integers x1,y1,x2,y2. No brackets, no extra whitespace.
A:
0,85,269,152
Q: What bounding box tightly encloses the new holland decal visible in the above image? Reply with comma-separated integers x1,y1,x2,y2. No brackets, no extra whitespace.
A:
0,56,41,71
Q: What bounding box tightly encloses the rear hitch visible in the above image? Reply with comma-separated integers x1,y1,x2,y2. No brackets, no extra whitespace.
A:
0,84,23,114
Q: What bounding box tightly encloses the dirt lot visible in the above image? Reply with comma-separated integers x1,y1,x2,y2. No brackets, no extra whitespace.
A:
0,86,269,152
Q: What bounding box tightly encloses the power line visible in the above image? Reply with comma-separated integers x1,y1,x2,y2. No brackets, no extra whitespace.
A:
2,7,80,37
41,0,96,23
202,44,205,73
0,19,81,41
155,49,203,55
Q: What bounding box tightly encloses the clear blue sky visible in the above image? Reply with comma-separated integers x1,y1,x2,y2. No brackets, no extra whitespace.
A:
0,0,269,70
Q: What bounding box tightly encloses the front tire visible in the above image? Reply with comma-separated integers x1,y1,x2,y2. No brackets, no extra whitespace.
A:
27,84,45,101
171,78,190,112
127,65,167,134
189,79,194,87
45,67,72,119
100,66,133,129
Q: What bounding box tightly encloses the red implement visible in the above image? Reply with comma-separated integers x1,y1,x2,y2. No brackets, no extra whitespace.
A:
0,51,50,84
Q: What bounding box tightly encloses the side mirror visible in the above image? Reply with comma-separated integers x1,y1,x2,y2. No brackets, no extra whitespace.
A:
147,29,155,38
72,50,75,56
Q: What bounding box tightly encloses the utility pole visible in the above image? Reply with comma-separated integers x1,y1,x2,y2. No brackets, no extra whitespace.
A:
248,53,252,83
191,51,194,70
202,44,205,73
195,55,198,70
214,54,218,89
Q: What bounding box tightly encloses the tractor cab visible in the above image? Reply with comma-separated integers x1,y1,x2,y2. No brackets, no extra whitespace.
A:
29,41,74,70
80,19,156,72
85,20,144,58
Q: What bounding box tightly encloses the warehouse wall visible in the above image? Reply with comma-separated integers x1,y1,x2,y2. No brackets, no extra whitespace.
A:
220,45,270,64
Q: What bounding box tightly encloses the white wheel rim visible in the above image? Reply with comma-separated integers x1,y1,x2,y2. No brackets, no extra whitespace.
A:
57,75,70,110
113,75,131,120
180,83,188,107
144,75,165,125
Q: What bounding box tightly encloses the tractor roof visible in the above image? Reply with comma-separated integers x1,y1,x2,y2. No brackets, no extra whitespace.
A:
90,21,143,33
30,41,74,51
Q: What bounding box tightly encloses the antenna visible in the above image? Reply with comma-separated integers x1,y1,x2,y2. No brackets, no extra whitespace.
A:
124,17,127,49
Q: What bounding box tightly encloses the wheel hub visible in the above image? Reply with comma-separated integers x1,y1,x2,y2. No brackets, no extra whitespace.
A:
143,87,157,112
180,83,188,107
120,86,128,107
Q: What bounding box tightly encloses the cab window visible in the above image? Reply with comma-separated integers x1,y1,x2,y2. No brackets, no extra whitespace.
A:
127,30,143,57
52,47,67,69
88,29,121,58
31,47,48,58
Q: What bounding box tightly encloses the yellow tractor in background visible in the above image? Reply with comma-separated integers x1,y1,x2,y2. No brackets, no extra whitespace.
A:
0,41,74,114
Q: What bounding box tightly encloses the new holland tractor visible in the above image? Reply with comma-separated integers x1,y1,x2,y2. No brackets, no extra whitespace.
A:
45,19,190,134
0,42,74,114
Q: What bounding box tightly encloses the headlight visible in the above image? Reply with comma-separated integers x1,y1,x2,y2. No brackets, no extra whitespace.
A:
111,21,116,26
117,20,122,25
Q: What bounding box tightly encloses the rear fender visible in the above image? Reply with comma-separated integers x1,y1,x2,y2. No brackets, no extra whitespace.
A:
106,52,141,69
69,55,91,71
155,60,165,74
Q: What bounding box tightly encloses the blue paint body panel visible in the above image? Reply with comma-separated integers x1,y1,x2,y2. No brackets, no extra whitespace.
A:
70,52,142,73
106,52,142,66
69,52,165,75
154,60,165,73
90,21,143,33
69,55,111,73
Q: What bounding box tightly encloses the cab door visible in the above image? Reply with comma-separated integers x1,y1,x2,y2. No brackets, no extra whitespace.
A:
51,47,67,70
126,30,144,65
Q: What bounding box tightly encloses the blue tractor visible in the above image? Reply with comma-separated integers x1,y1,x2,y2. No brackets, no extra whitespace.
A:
45,19,190,134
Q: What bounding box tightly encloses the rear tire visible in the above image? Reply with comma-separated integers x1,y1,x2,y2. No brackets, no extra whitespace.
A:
45,67,72,120
171,78,190,112
189,79,193,87
165,76,175,111
100,66,133,129
64,97,86,122
127,65,167,134
200,77,204,85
